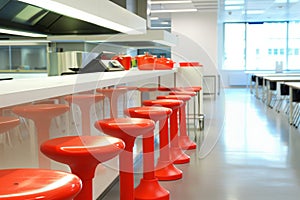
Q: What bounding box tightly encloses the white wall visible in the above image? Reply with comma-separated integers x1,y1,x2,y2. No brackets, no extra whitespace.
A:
171,12,218,76
171,11,247,88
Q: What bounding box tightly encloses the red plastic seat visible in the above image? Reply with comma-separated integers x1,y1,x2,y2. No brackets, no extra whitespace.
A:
176,86,202,92
41,135,125,200
170,91,196,97
64,94,105,135
12,104,69,168
117,86,138,91
96,88,128,118
0,168,82,200
169,91,197,150
138,87,157,92
0,116,82,200
127,104,183,181
156,95,191,164
157,87,177,92
95,118,155,200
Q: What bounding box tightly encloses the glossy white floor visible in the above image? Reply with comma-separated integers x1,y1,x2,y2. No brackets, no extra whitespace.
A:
100,87,300,200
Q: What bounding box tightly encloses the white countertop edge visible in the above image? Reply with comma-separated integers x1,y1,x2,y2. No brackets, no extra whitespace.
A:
0,69,176,108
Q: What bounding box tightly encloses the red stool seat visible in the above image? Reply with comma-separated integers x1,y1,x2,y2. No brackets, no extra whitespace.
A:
0,168,82,200
12,104,69,168
117,86,138,91
125,106,171,121
96,88,127,118
156,95,191,163
157,87,177,92
157,95,191,102
0,116,82,200
12,104,69,120
138,87,157,92
177,86,202,92
170,91,196,97
64,94,105,135
41,135,125,200
95,118,156,200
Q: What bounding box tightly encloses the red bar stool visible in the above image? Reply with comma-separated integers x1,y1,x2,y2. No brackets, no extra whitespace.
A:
96,88,128,118
117,86,139,108
12,104,69,168
156,95,191,164
64,94,105,135
124,107,170,199
177,86,204,130
138,87,158,106
169,91,197,150
0,116,82,200
157,87,177,92
40,135,125,200
95,118,157,200
127,103,183,181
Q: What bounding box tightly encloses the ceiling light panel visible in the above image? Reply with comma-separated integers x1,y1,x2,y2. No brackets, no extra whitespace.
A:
13,5,43,23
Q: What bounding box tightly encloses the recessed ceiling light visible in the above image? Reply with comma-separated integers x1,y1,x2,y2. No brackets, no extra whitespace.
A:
150,17,159,20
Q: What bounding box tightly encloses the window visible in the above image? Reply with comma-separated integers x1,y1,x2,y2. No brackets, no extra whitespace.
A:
223,23,245,70
287,21,300,70
223,21,300,71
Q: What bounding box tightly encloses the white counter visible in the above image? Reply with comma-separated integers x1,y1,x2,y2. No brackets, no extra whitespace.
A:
0,69,176,108
0,69,177,199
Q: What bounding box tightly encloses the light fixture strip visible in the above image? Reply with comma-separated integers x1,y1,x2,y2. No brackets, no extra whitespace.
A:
151,8,197,13
0,28,47,37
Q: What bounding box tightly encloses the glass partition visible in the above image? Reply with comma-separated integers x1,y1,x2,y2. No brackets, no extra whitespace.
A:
0,45,47,72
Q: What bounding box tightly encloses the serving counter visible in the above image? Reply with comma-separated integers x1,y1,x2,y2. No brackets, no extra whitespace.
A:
0,69,179,199
0,67,203,199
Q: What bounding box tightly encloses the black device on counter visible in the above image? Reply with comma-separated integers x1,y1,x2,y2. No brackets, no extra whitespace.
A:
78,51,124,74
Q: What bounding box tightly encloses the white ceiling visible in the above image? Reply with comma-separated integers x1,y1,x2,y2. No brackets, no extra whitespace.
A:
220,0,300,22
149,0,300,28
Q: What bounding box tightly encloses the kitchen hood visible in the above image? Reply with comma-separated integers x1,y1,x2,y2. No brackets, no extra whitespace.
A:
47,30,178,48
0,0,146,38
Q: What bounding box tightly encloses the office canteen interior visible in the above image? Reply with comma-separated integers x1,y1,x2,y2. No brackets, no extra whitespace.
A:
1,0,300,200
